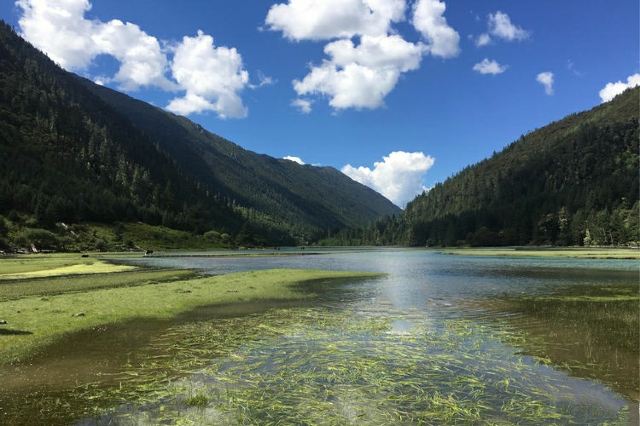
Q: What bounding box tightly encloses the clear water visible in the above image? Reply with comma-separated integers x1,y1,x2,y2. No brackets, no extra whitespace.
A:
2,249,637,425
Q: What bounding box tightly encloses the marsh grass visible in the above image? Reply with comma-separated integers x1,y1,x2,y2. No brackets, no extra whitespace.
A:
0,254,99,274
440,247,640,259
64,308,629,425
1,301,630,425
184,391,210,408
0,255,135,279
0,253,634,425
0,269,196,301
0,268,381,365
480,283,639,401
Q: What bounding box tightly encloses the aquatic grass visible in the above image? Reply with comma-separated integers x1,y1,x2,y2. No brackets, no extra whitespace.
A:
184,390,210,408
23,307,628,425
477,282,639,401
0,253,634,425
0,269,381,365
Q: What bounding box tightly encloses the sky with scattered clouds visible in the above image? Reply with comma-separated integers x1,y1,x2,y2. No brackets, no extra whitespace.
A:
1,0,637,206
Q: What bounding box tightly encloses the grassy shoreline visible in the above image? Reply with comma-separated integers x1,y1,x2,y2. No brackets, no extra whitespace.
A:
0,254,140,278
438,247,640,259
0,265,381,365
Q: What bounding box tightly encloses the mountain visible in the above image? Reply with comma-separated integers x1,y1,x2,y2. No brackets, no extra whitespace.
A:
405,87,640,246
325,87,639,247
0,22,399,249
78,77,400,235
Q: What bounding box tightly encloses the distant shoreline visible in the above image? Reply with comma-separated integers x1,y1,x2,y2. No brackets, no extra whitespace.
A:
3,246,639,260
437,247,640,260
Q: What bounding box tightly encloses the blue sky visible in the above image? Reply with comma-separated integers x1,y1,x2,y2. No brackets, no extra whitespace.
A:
2,1,638,206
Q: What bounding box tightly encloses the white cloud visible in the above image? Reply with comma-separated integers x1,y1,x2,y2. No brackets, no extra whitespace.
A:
412,0,460,58
599,73,640,103
265,0,406,41
167,31,249,118
16,0,173,91
267,0,458,112
536,71,554,95
323,35,424,70
291,98,313,113
472,58,507,75
487,11,529,41
474,33,491,47
341,151,434,207
249,71,275,89
567,59,583,77
293,35,424,110
16,0,96,69
16,0,250,119
474,11,529,47
283,156,306,164
94,19,176,91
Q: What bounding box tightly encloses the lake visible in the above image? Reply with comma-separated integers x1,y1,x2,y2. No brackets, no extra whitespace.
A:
1,249,637,424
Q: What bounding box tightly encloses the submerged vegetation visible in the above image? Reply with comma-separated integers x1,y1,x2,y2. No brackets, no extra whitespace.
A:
479,282,639,401
0,252,636,425
184,391,210,408
0,257,381,364
5,306,630,425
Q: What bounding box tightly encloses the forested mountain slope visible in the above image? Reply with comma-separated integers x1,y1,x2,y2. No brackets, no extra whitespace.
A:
404,87,639,246
80,79,400,235
324,87,639,247
0,22,399,249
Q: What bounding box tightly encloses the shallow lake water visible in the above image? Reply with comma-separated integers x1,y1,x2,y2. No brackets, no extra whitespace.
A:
1,249,638,424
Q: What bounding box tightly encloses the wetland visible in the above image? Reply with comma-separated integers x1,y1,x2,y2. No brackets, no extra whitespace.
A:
0,249,637,424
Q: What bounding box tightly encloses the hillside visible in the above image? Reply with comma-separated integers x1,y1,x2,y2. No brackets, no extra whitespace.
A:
79,78,400,233
325,87,639,247
0,22,399,250
405,87,639,246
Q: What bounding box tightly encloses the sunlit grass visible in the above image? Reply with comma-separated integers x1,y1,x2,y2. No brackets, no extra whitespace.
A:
0,260,136,280
440,247,640,259
0,268,381,364
0,268,196,301
0,254,104,275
